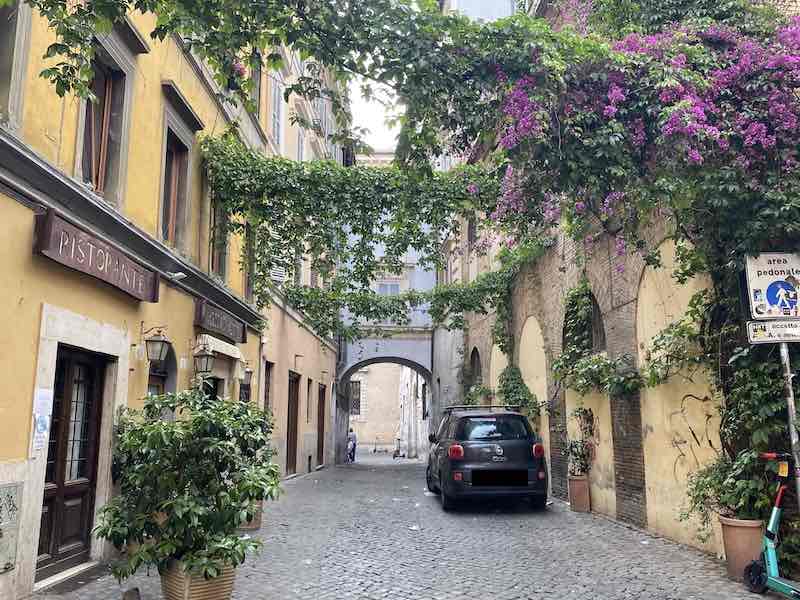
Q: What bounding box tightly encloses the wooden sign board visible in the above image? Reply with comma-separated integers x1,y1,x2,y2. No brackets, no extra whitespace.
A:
34,210,159,302
195,299,246,344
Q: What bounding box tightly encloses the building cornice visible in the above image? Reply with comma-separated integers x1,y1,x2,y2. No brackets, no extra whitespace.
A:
0,127,263,330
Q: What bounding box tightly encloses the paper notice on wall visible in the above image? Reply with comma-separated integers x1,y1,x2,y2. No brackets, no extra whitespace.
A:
32,388,54,452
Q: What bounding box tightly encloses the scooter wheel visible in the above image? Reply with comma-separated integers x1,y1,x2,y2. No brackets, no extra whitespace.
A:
744,559,768,594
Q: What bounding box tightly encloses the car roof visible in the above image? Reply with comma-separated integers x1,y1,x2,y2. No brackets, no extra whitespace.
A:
444,406,526,419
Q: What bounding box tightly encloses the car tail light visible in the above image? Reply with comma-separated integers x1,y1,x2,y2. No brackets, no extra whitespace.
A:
453,471,463,481
448,444,464,459
533,443,545,458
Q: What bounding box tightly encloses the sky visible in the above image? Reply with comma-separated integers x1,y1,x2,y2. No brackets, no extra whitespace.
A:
349,78,401,153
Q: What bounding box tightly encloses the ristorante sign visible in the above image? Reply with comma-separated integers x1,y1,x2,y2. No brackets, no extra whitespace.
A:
194,299,246,344
35,210,159,302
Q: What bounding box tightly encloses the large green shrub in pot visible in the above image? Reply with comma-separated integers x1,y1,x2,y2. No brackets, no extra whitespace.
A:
95,387,281,581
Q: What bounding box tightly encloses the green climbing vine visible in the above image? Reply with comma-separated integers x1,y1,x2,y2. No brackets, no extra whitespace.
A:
549,279,643,398
497,365,539,417
201,132,500,340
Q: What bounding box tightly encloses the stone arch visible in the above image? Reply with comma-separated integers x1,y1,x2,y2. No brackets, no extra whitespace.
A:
561,286,606,355
339,356,431,387
469,347,482,386
488,344,508,391
561,281,616,518
635,239,719,553
518,315,552,486
336,356,432,464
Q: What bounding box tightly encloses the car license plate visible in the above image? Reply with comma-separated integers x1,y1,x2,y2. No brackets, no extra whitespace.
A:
779,461,790,477
472,470,527,486
492,456,506,462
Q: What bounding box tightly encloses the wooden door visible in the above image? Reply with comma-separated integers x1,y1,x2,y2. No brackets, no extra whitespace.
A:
317,385,326,466
37,347,105,581
286,373,300,475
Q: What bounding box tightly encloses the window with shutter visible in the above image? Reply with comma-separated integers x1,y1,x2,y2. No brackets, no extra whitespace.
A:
467,216,478,247
264,361,274,411
297,127,305,162
251,52,262,118
244,224,256,301
161,131,189,246
293,254,304,286
82,52,126,202
210,197,228,279
0,2,18,122
270,266,287,283
271,80,282,147
349,380,361,416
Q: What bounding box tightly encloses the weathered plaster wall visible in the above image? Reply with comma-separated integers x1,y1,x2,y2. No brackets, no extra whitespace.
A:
637,240,722,554
350,363,404,450
262,297,337,477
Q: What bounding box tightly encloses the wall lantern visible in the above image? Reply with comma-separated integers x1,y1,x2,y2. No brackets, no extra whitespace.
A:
140,323,171,363
193,345,215,376
145,330,171,363
242,363,254,386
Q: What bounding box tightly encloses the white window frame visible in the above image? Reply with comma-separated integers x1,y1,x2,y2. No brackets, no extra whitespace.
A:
73,31,136,209
0,1,32,133
158,104,195,253
297,127,305,162
271,79,284,153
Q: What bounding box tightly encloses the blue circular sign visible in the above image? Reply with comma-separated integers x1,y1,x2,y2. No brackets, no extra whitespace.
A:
767,280,797,310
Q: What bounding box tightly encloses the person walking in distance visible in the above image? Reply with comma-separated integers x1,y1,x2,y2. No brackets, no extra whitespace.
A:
347,428,358,462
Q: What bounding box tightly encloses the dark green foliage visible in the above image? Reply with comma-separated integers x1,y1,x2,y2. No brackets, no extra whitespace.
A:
497,365,539,417
94,387,281,581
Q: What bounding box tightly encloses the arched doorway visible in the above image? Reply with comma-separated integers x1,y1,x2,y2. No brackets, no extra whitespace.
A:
562,285,617,518
337,358,432,464
469,347,482,386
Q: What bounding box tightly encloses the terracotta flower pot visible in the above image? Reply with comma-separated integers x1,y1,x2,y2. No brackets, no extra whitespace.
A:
719,516,764,581
160,561,236,600
568,474,591,513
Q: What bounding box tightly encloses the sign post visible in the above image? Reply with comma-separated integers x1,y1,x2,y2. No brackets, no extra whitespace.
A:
747,253,800,496
780,342,800,501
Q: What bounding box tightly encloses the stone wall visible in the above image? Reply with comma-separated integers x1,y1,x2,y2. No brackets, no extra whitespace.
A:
456,227,680,527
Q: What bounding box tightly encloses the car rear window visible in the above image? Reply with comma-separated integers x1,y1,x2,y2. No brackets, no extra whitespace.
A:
457,415,531,441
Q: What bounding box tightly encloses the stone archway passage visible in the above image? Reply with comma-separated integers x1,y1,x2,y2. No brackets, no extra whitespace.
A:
336,356,432,465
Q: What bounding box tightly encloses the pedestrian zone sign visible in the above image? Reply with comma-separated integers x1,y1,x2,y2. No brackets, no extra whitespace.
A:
746,253,800,320
748,320,800,344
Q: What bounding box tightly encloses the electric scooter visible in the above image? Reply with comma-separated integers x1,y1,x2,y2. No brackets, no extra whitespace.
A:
744,452,800,597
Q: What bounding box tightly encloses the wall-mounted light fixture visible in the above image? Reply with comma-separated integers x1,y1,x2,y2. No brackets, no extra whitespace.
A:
141,323,171,363
193,345,215,376
242,362,254,386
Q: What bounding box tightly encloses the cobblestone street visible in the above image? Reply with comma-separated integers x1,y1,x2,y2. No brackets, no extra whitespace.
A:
39,455,757,600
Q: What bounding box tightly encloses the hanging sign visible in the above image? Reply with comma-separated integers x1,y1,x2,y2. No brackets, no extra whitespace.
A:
745,253,800,320
748,320,800,344
34,209,159,302
194,299,247,344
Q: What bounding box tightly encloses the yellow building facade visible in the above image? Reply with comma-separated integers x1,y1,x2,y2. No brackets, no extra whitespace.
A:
0,5,341,598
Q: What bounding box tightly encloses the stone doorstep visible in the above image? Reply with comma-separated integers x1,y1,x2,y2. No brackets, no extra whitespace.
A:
34,561,102,594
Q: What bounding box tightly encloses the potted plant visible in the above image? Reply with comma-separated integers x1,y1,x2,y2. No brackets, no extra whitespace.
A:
683,450,769,581
95,386,281,600
565,438,592,512
564,407,594,513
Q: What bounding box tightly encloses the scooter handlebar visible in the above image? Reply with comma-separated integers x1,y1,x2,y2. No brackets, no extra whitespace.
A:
760,452,793,460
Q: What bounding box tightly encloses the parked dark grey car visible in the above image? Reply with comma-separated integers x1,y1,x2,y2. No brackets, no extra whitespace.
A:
426,406,548,511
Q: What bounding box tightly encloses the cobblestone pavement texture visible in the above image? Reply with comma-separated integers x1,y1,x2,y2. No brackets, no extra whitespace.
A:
38,453,761,600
